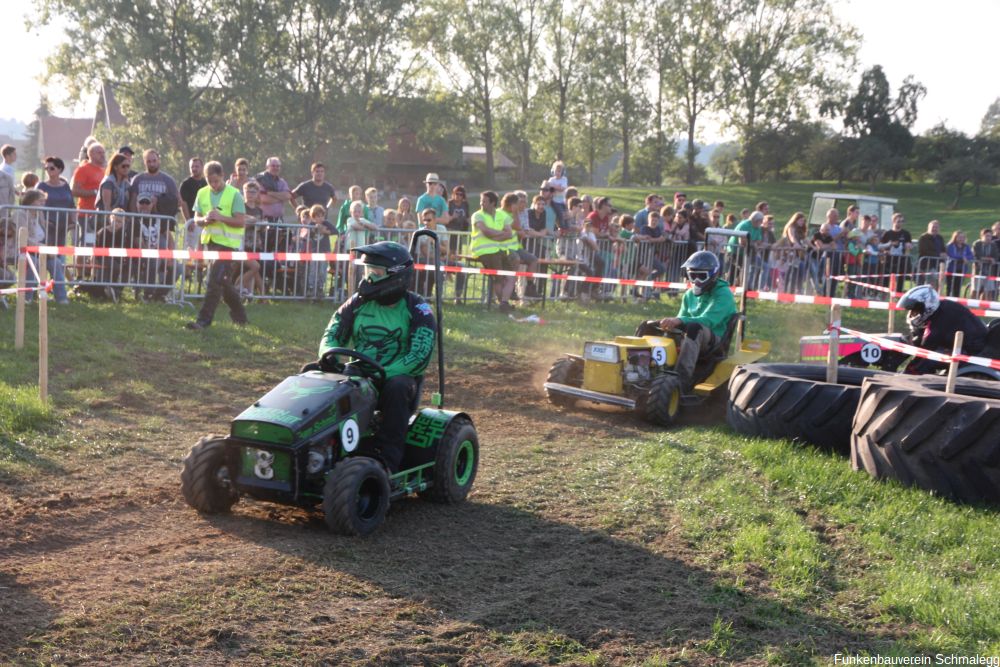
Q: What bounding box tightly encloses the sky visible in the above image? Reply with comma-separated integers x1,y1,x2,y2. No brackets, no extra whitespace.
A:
1,0,998,139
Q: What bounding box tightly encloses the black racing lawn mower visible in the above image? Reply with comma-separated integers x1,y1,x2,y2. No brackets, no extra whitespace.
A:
180,230,479,536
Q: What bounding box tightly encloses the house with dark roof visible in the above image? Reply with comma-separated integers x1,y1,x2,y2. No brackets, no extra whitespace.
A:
35,81,129,177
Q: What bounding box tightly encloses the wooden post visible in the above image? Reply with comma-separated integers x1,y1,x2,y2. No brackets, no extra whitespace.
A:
15,227,27,350
945,330,964,395
887,273,896,334
38,256,48,402
827,304,841,384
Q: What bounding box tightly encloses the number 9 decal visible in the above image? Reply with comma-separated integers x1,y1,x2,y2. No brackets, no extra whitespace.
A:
652,346,667,365
341,418,360,452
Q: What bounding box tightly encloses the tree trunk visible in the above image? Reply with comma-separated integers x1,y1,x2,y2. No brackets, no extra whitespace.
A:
557,85,567,161
484,98,495,187
685,117,697,184
520,138,530,187
621,115,630,187
654,87,664,186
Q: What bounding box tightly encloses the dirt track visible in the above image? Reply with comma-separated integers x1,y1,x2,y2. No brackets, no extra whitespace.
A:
1,350,880,665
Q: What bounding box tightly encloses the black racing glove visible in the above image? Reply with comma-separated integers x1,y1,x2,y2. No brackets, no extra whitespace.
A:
300,361,322,373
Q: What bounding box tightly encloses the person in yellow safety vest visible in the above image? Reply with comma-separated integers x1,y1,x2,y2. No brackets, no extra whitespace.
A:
470,190,516,313
186,160,249,330
499,192,540,299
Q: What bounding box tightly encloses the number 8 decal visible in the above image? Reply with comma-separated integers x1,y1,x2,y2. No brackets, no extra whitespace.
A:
652,346,667,365
341,418,360,452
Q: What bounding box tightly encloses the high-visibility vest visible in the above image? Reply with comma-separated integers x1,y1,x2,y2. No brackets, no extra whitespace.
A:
196,184,244,249
470,208,507,258
497,209,522,252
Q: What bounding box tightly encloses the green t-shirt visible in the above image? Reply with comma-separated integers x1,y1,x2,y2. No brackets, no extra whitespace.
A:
728,219,761,249
678,279,737,339
415,193,448,218
336,200,371,234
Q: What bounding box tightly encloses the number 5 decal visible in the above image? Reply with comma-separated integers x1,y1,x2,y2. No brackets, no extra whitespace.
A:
652,346,667,365
341,418,360,452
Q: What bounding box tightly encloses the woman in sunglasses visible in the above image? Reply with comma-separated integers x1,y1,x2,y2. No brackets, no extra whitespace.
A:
37,156,75,303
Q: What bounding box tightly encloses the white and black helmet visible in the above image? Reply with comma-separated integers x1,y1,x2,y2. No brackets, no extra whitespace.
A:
681,250,720,295
897,284,940,328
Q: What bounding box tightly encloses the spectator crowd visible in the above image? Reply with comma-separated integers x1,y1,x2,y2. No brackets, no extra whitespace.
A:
3,139,1000,310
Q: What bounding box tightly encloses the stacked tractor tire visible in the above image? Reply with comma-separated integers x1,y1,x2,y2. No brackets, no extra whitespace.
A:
727,363,1000,505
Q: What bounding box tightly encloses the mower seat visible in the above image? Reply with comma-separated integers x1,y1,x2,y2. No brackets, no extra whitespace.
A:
692,313,740,385
409,376,425,413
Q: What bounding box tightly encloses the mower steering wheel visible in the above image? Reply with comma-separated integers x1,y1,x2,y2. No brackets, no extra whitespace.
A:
319,348,387,385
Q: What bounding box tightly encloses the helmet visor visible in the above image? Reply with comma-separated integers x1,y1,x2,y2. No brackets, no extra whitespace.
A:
687,269,711,284
363,263,388,282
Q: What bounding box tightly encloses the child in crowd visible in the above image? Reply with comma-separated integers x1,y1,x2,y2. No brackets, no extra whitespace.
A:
21,172,39,193
301,204,334,299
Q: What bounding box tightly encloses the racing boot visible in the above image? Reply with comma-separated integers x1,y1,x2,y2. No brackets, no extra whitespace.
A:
675,336,700,393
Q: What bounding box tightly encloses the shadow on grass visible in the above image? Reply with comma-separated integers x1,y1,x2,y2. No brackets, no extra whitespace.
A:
207,498,891,662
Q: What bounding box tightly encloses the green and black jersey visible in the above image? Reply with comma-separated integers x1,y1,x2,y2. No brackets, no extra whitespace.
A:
320,292,436,378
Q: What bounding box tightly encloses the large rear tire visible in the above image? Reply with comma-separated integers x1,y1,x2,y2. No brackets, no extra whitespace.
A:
727,363,891,455
640,373,682,426
180,435,239,514
424,417,479,504
323,457,391,536
852,376,1000,503
545,357,583,408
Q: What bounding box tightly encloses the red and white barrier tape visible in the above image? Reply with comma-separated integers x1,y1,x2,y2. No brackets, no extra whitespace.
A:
18,244,1000,317
0,280,53,296
832,325,1000,371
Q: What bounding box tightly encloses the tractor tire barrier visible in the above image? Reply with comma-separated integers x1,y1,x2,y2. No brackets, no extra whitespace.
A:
727,363,892,455
851,375,1000,504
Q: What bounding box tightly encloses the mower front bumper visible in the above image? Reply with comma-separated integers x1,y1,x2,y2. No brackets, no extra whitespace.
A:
543,382,637,409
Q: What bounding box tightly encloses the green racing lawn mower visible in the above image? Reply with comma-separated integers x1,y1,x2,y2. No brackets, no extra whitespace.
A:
180,229,479,536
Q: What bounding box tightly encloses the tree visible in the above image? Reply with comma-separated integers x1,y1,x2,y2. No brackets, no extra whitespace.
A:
582,0,650,186
708,142,740,184
24,96,50,166
39,0,418,177
623,134,681,186
655,0,728,184
495,0,547,184
979,97,1000,138
720,0,855,183
415,0,507,186
539,0,587,162
914,124,997,208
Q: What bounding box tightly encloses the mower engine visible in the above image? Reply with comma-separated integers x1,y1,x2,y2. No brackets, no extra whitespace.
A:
624,350,652,385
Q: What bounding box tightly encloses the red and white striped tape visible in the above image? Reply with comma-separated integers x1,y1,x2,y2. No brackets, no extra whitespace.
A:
18,244,1000,317
0,280,53,296
832,325,1000,371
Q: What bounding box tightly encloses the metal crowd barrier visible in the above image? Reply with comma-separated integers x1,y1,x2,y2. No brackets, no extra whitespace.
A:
6,203,973,308
1,204,186,305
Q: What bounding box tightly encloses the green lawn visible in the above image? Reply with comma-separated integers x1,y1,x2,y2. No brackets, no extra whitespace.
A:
2,297,997,661
590,180,1000,238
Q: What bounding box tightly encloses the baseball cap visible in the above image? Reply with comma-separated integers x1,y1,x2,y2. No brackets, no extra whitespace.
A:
118,146,134,156
137,193,153,204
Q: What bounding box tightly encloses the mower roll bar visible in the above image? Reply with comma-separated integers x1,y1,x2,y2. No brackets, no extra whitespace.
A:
704,228,749,348
408,229,446,408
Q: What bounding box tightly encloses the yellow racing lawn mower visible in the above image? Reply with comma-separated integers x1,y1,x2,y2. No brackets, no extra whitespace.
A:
543,233,770,426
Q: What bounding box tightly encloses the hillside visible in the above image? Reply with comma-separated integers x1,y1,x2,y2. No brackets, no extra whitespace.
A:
589,181,1000,236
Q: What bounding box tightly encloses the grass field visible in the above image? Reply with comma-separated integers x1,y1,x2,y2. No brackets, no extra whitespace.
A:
1,294,998,664
589,180,1000,238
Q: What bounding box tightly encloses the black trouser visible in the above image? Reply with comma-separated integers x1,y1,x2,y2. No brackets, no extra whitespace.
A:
196,242,248,326
362,375,418,472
